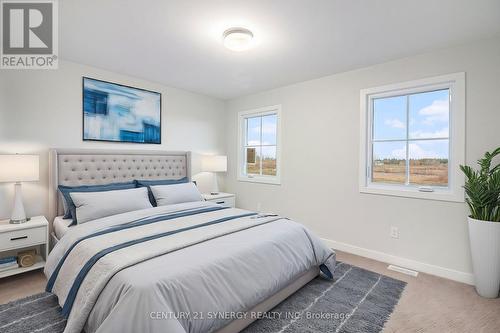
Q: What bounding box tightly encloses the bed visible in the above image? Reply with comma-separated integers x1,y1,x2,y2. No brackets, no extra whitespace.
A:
45,149,336,333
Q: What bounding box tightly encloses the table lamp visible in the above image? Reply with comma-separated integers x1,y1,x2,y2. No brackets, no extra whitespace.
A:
201,155,227,195
0,155,39,224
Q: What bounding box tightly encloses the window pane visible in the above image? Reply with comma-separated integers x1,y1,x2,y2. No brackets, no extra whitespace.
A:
409,140,448,186
372,141,406,184
246,147,261,175
373,96,407,140
261,114,277,145
261,146,277,176
246,116,261,145
409,89,449,139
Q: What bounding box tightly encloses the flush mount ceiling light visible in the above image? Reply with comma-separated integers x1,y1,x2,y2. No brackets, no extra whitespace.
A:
223,28,254,52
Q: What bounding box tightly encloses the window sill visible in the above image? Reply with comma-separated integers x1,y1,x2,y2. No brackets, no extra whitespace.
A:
238,176,281,185
359,185,464,203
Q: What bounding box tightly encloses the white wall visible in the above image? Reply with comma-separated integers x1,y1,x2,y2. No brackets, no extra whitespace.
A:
224,37,500,283
0,78,4,136
0,60,226,220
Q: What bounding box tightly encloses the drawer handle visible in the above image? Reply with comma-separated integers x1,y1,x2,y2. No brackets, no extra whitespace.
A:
10,236,28,241
216,201,225,204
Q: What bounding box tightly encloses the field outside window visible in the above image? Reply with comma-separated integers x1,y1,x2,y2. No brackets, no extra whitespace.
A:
371,89,450,188
244,114,278,176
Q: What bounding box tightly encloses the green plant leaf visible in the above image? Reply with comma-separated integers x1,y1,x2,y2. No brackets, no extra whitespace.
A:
460,147,500,222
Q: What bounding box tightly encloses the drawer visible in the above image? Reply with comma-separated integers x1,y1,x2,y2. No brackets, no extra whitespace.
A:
210,197,235,208
0,226,46,251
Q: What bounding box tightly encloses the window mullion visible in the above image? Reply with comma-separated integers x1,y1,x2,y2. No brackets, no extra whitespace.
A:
259,117,263,176
244,118,249,176
369,99,374,183
405,95,410,186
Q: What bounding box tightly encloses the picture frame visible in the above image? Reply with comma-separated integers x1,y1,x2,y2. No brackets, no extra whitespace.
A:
82,77,162,144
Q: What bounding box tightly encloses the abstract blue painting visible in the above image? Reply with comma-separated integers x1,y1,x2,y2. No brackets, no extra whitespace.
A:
83,77,161,144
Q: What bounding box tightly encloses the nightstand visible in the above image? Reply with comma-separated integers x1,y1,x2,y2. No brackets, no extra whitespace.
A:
203,192,236,208
0,216,49,278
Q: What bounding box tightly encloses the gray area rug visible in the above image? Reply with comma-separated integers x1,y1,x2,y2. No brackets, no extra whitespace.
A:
243,262,406,333
0,262,405,333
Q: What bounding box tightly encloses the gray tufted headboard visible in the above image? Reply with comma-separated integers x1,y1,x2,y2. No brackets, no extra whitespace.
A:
48,148,191,223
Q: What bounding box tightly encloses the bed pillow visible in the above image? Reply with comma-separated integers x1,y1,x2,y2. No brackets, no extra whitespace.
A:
58,182,136,223
135,177,189,206
150,182,203,207
70,187,152,224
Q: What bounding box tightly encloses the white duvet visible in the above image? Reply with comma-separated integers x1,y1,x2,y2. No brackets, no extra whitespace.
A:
45,201,336,333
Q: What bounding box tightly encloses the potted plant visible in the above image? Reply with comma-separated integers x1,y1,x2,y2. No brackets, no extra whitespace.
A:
460,147,500,298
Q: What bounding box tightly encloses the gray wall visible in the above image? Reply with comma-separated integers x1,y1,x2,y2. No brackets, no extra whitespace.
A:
224,37,500,283
0,60,226,219
0,79,4,136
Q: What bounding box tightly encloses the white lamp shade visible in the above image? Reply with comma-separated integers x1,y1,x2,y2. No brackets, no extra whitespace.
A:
0,155,39,182
202,155,227,173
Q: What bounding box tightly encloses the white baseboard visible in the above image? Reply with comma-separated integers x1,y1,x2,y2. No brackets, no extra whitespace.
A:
322,238,474,285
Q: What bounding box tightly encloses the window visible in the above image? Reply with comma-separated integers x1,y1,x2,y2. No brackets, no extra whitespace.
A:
238,105,281,184
359,73,465,202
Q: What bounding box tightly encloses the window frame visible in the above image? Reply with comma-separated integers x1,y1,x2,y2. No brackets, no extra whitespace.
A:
237,105,282,185
359,73,465,202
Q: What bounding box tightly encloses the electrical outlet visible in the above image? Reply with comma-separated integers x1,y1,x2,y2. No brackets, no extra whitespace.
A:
390,226,399,239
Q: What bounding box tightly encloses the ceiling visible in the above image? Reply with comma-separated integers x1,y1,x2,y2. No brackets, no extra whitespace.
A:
60,0,500,100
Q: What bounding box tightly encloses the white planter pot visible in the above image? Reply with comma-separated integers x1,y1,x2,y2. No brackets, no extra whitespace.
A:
468,217,500,298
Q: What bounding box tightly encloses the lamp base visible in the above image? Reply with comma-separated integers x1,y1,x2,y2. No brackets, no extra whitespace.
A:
9,218,28,224
210,173,220,196
10,182,27,224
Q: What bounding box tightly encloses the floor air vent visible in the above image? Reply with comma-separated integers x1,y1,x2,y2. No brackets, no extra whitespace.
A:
387,265,419,277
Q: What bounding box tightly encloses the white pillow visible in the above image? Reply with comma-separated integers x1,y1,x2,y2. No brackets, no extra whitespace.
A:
70,187,152,224
150,182,203,206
